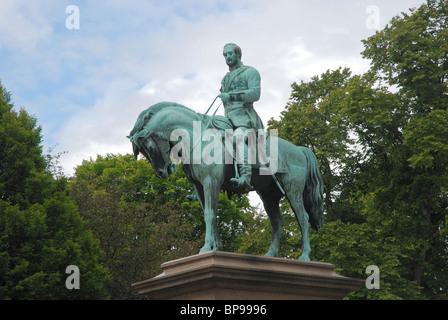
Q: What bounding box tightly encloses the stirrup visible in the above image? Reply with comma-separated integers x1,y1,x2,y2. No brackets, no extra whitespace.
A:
186,193,197,201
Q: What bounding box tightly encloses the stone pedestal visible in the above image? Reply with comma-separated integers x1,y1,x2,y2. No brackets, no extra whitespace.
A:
132,251,363,300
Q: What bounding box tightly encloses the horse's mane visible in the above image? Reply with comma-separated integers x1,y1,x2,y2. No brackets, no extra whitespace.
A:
127,101,233,158
128,102,192,139
128,101,232,142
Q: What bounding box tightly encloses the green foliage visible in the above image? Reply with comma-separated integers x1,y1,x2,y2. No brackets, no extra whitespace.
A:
359,1,448,299
268,68,354,213
264,0,448,300
0,193,110,299
404,110,448,169
237,206,273,256
362,0,448,109
0,83,47,209
0,80,110,299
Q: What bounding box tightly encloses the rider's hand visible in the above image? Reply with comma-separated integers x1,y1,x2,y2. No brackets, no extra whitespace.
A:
218,93,230,103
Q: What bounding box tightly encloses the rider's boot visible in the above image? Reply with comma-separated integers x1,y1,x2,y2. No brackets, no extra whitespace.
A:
231,164,252,194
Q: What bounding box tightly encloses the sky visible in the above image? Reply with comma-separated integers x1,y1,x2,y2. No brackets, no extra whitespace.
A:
1,0,427,182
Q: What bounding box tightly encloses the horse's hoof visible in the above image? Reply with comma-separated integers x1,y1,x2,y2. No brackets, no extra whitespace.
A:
265,250,278,257
299,255,311,261
199,246,212,254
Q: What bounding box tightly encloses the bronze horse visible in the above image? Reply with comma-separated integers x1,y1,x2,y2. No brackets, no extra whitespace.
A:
128,102,324,260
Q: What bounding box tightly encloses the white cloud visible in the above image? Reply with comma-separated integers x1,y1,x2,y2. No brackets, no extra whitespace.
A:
1,0,428,178
0,0,56,53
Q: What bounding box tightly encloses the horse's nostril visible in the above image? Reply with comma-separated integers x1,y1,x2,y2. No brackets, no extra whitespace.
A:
158,170,164,176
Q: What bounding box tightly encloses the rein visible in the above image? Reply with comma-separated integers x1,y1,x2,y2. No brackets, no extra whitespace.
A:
204,95,223,131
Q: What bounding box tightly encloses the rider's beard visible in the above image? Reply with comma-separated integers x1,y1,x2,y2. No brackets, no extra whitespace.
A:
227,59,241,71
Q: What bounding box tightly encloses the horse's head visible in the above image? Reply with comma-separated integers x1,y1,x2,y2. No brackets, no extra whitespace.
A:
128,102,197,178
128,131,176,179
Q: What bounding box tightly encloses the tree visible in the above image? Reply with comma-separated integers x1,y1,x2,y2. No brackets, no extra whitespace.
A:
0,81,110,299
263,0,448,299
69,153,253,299
0,83,46,209
360,0,448,297
268,67,355,215
265,69,414,298
362,0,448,110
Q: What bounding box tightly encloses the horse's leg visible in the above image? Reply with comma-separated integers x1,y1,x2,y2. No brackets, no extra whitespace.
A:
265,198,283,257
279,163,311,261
199,176,222,253
258,187,284,257
288,192,311,261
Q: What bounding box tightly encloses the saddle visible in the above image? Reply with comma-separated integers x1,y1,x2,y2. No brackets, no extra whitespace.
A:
199,114,288,174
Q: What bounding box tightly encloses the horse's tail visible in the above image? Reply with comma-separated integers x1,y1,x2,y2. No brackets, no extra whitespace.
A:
301,147,324,231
